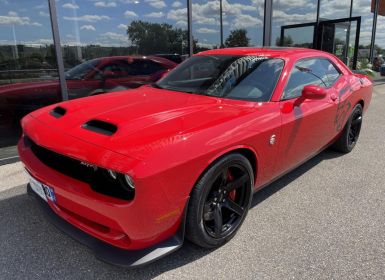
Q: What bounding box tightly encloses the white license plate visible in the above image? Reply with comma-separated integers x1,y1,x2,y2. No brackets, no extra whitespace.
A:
28,174,56,203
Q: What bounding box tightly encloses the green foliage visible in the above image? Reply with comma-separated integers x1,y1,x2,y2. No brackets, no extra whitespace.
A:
276,35,293,47
127,20,188,55
225,29,250,47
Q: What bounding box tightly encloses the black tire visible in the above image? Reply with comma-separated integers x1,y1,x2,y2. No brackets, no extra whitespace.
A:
332,103,363,153
186,153,254,248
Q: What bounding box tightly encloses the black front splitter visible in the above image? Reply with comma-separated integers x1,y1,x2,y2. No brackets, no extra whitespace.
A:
27,184,188,268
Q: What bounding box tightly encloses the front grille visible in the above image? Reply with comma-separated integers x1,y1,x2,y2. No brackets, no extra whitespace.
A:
25,136,134,201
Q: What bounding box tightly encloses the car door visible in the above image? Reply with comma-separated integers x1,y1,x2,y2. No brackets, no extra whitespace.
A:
275,57,341,174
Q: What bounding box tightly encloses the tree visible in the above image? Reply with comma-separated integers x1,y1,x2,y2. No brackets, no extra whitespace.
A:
276,35,293,47
127,21,189,55
225,29,250,47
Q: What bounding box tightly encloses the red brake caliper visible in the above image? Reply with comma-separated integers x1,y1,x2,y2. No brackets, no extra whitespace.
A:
227,170,236,201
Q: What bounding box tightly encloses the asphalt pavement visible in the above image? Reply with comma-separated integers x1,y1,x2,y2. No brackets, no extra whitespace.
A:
0,84,385,279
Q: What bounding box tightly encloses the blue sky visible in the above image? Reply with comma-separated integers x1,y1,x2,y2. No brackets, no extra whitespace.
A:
0,0,380,49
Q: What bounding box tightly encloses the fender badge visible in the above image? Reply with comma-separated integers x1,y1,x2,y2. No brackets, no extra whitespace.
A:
269,135,276,146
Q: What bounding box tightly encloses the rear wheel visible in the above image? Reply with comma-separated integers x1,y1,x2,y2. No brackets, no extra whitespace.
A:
186,153,253,248
332,103,363,153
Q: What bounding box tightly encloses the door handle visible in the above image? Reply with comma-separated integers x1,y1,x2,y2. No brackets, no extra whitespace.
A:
330,94,338,101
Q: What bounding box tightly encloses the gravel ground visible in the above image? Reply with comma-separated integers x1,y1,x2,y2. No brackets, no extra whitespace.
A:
0,84,384,280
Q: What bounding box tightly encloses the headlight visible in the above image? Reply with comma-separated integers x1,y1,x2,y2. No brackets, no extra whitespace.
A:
123,174,135,190
106,169,135,191
107,170,117,179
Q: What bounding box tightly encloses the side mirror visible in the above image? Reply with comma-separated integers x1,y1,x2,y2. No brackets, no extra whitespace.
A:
103,70,118,79
302,85,327,99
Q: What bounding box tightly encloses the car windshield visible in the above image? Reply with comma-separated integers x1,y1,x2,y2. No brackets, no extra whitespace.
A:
155,55,284,102
65,59,100,80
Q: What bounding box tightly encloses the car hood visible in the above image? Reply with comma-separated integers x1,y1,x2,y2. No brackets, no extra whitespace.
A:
29,86,257,160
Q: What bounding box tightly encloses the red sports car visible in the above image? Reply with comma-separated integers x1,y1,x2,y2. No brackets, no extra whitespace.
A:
0,56,176,124
18,48,372,267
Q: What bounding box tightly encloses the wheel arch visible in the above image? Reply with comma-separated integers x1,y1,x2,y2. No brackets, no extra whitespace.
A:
357,99,364,109
192,146,259,193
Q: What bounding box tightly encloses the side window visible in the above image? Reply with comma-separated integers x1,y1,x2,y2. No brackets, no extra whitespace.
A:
224,59,284,102
93,61,134,79
130,60,165,75
282,58,328,100
321,59,341,86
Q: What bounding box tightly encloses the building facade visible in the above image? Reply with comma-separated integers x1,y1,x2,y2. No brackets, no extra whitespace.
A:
0,0,383,162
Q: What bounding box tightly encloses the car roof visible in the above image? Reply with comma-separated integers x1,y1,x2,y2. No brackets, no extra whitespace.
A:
196,47,329,59
95,55,176,67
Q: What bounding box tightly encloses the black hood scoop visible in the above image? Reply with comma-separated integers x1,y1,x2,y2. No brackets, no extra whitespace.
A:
50,106,66,118
81,120,117,136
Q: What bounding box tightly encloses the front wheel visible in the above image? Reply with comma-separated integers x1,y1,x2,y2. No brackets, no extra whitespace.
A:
332,103,363,153
186,153,253,248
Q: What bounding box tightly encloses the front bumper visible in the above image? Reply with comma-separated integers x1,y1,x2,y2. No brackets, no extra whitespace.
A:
18,114,190,266
27,184,187,267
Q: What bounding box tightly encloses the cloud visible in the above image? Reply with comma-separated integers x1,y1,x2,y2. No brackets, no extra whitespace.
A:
175,20,187,27
171,1,182,8
62,3,79,9
34,4,46,9
166,8,188,27
196,27,217,34
0,11,42,26
196,42,215,49
99,32,127,43
117,23,127,29
8,11,17,17
231,14,262,28
272,10,316,24
319,0,350,18
80,24,96,31
271,0,316,9
94,1,117,8
145,0,166,9
145,12,165,18
119,0,140,3
124,10,138,17
167,8,187,21
0,38,53,46
191,1,259,27
63,14,110,22
39,11,50,17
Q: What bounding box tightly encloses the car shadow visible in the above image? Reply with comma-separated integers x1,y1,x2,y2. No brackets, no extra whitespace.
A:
0,149,342,279
250,149,343,208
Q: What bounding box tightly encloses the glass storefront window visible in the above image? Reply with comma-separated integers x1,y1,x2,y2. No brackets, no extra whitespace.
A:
192,0,221,52
280,25,315,48
222,0,264,47
374,15,385,72
0,0,59,161
272,0,318,46
319,0,351,20
56,0,188,99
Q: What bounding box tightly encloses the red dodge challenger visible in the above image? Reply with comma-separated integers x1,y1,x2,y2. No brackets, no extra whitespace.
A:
18,48,372,267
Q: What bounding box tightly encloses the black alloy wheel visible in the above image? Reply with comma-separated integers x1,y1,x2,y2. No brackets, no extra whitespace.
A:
186,153,253,248
332,103,363,153
347,108,362,147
